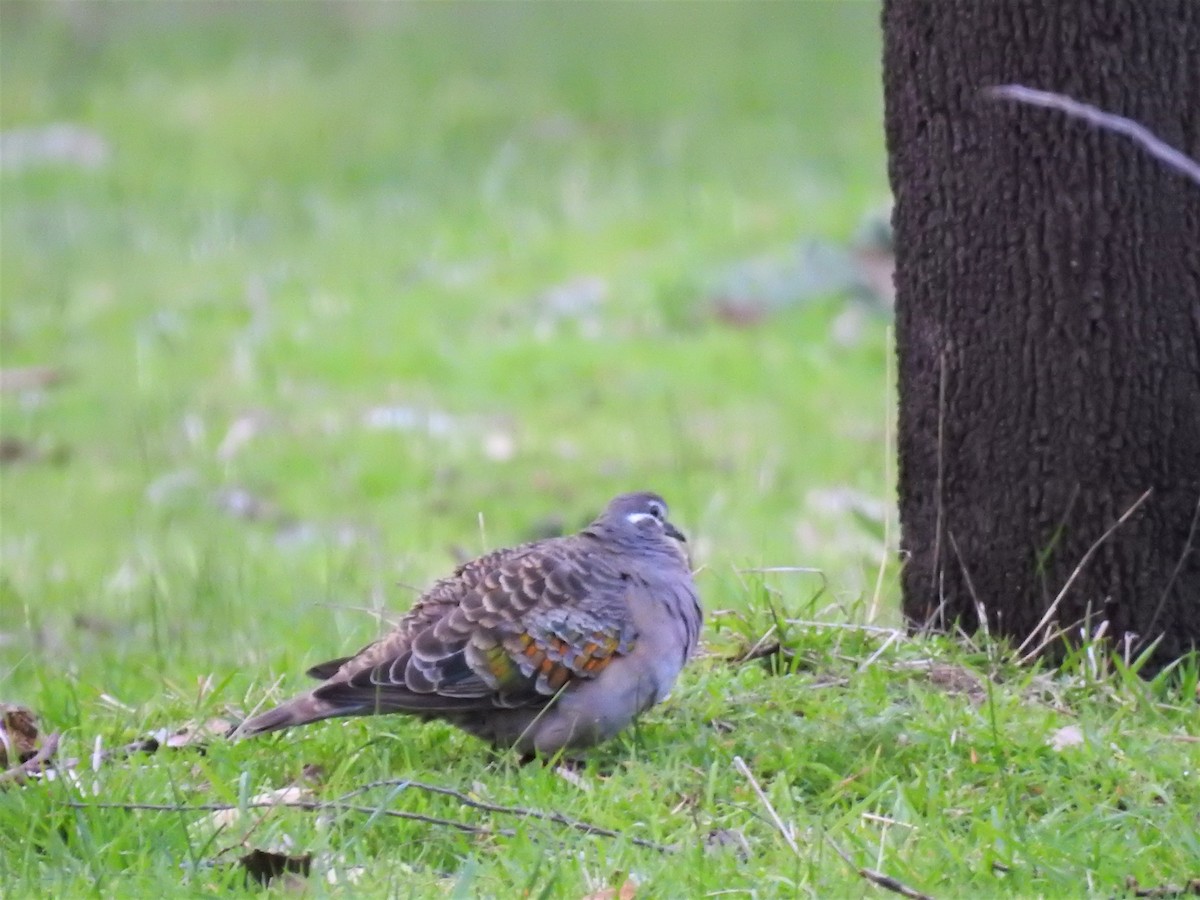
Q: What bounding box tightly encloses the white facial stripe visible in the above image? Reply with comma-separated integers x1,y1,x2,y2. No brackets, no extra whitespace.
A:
626,512,655,525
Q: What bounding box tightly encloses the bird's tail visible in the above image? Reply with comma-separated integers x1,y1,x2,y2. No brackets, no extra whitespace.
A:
232,692,351,738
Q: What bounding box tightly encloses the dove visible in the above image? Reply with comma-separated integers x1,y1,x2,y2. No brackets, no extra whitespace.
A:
235,492,701,755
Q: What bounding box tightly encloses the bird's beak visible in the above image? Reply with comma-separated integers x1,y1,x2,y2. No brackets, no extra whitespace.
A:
665,522,687,543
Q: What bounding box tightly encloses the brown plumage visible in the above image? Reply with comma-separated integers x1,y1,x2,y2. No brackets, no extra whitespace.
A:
234,492,701,755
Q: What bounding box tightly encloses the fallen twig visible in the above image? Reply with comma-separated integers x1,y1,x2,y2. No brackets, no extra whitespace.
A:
67,777,672,852
984,85,1200,187
1123,874,1200,898
68,797,513,838
731,639,788,666
329,778,671,851
0,731,61,786
826,837,936,900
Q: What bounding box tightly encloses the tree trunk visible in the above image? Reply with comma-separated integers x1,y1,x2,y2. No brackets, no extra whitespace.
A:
882,0,1200,669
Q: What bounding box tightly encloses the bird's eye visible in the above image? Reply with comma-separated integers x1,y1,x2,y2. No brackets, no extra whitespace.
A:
648,501,665,520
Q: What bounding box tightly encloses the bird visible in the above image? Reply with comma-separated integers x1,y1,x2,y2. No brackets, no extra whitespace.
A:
234,491,702,755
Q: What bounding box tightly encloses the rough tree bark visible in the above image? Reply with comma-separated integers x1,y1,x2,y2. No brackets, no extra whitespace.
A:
882,0,1200,668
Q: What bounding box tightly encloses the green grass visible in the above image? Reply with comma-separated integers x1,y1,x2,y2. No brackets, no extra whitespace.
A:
1,3,1196,897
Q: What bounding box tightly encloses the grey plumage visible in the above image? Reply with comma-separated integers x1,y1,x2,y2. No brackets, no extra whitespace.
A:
235,492,702,755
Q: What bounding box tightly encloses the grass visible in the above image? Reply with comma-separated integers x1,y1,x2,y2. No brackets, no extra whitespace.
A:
1,3,1196,897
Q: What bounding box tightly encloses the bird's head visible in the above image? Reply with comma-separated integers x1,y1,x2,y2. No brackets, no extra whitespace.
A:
586,491,688,550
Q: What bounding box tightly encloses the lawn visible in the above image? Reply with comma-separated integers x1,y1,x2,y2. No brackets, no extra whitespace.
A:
1,3,1196,897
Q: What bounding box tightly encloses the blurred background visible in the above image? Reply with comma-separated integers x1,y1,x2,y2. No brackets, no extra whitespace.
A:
1,2,893,701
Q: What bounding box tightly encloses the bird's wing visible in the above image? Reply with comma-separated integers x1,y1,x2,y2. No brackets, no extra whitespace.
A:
302,542,548,682
312,539,637,714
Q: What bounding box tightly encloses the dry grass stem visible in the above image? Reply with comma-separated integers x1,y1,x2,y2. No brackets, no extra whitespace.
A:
1015,488,1153,660
732,755,799,856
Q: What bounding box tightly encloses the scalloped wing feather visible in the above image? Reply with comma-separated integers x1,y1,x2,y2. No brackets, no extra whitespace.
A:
311,539,636,714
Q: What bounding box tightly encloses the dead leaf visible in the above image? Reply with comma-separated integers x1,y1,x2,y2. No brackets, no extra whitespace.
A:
923,663,988,705
200,786,313,831
581,877,637,900
705,828,751,860
1,730,60,786
0,704,40,767
164,716,238,750
1048,724,1085,752
238,848,312,887
119,736,165,756
112,715,239,760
